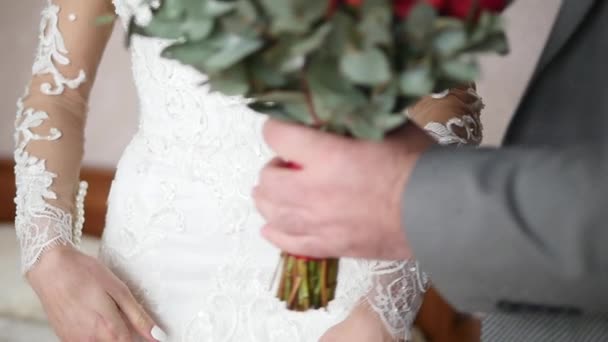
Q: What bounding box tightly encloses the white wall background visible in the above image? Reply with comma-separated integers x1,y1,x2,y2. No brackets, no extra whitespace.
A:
0,1,561,167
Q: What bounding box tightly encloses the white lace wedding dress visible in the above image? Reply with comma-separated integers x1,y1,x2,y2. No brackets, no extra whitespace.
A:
14,1,483,341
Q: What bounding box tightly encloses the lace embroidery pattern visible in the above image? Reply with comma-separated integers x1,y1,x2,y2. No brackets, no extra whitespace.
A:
14,92,85,273
367,260,429,340
110,181,186,259
14,0,88,273
425,114,482,145
424,87,484,146
34,1,86,95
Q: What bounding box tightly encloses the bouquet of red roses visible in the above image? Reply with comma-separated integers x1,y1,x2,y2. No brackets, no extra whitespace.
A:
128,0,509,311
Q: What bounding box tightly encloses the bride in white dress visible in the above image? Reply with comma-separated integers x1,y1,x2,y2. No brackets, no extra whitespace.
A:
15,1,484,341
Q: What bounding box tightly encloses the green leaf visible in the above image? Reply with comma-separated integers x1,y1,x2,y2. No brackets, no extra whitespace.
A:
308,57,368,122
340,47,391,86
182,19,215,41
260,0,326,34
205,33,264,72
440,58,480,82
208,63,250,95
467,33,510,55
249,102,299,123
249,93,314,125
471,12,505,42
290,23,332,57
404,3,437,42
373,112,408,131
400,64,435,97
161,40,217,69
284,102,316,125
205,0,237,17
434,17,466,31
326,12,357,58
433,28,468,57
155,0,187,20
371,80,399,113
234,0,259,23
255,91,307,103
249,60,289,88
466,12,509,55
358,0,392,47
347,109,408,140
262,38,304,73
348,117,385,140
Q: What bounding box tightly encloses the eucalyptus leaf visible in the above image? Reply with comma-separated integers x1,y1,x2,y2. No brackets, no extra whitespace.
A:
405,3,437,42
283,101,316,125
161,40,217,69
250,60,289,88
262,38,306,73
260,0,326,34
400,65,435,97
371,80,398,113
358,0,392,47
204,0,237,17
340,47,391,86
128,0,510,144
205,33,264,72
255,91,307,104
466,33,510,55
234,0,259,23
326,12,357,58
155,0,187,20
433,28,468,57
308,57,368,122
290,23,332,57
348,117,385,140
249,102,300,123
373,113,408,131
440,58,480,82
250,94,314,125
208,63,250,95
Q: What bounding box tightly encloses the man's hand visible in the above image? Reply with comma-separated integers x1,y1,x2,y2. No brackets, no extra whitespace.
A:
254,119,434,260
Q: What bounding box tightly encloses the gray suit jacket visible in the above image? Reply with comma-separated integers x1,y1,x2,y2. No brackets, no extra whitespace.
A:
404,0,608,339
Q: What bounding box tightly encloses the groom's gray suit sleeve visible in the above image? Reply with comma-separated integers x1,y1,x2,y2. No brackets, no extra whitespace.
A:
403,144,608,314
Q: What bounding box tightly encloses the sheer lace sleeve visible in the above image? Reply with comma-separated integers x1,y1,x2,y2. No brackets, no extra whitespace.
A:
15,0,115,274
366,85,484,340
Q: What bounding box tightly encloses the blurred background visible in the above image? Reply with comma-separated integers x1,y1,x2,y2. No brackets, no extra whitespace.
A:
0,1,561,341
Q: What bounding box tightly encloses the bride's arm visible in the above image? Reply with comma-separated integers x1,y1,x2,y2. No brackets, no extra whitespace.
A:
16,2,164,341
15,0,113,272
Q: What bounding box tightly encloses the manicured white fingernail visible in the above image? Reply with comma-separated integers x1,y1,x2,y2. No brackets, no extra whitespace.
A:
151,325,168,341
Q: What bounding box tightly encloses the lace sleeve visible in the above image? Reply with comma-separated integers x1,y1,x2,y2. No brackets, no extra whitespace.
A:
366,85,484,340
15,0,115,274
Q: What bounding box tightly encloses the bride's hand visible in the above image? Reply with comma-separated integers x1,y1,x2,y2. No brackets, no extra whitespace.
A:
26,245,166,342
320,301,398,342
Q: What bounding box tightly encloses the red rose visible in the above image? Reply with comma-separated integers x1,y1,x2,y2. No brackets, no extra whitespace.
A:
445,0,508,19
327,0,341,16
346,0,363,6
329,0,507,20
393,0,447,19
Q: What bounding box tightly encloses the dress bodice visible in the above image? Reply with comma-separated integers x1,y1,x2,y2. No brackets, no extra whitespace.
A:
113,0,271,182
